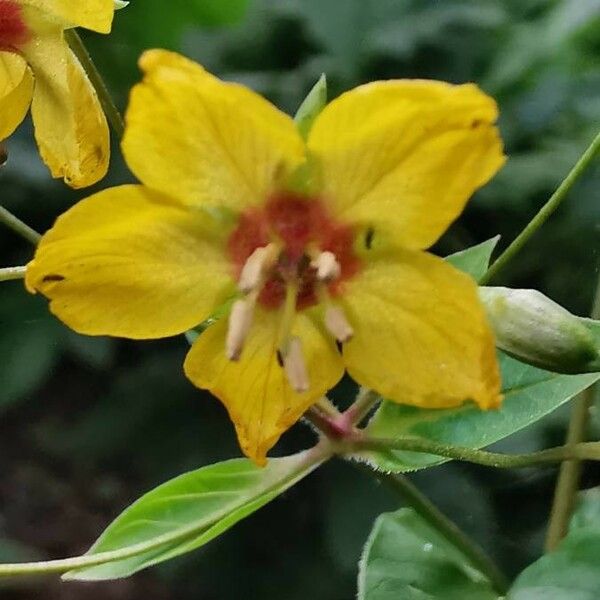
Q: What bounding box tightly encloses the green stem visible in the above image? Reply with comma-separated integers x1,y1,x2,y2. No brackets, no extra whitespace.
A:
545,274,600,551
64,29,125,139
304,390,380,440
480,128,600,285
303,404,341,438
0,266,26,282
344,387,380,426
315,397,342,419
304,393,380,440
347,436,600,468
545,389,594,551
0,206,41,245
355,465,509,595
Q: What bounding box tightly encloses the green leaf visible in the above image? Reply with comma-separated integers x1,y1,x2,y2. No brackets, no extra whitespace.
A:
64,449,327,580
295,0,367,78
190,0,249,27
294,74,327,140
445,236,500,281
185,296,236,345
357,353,600,472
0,288,61,410
91,0,249,92
358,509,498,600
63,332,114,370
509,488,600,599
509,531,600,599
0,286,115,411
570,487,600,533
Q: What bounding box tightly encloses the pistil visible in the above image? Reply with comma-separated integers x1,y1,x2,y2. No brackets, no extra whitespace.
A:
277,280,299,353
225,193,361,389
275,280,312,392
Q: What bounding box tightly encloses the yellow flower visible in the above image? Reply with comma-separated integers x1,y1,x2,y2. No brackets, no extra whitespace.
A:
26,50,506,465
0,0,114,187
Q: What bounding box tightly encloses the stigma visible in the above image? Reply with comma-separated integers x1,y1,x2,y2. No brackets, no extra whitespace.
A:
0,0,30,52
224,192,360,392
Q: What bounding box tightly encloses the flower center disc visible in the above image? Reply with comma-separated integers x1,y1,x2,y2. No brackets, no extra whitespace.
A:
0,0,29,52
228,193,360,309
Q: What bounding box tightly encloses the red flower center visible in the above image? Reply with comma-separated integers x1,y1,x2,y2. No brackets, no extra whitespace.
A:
228,193,360,309
0,0,30,52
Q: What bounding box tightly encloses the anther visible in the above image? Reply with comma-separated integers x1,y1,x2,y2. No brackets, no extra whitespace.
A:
282,336,310,393
238,244,278,293
311,251,341,282
325,305,354,343
226,297,255,361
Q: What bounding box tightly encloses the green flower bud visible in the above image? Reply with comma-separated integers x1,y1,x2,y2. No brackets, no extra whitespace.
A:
294,74,327,140
479,287,600,374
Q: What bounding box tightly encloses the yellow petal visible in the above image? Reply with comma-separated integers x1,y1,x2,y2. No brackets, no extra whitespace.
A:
184,307,344,465
21,0,115,33
123,49,305,211
26,185,236,339
308,80,505,249
23,30,109,188
0,52,33,140
340,245,501,410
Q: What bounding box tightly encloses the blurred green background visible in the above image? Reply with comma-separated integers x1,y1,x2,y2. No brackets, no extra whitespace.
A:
1,0,599,598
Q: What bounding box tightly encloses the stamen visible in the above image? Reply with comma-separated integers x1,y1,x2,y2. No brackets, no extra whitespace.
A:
226,295,256,361
311,251,341,282
325,305,354,343
238,244,278,293
282,336,310,393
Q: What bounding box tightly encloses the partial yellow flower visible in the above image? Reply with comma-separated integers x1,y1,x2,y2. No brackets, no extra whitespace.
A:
26,50,506,464
0,0,113,187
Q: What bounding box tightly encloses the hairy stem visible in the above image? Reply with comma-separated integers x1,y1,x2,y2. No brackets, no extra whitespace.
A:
481,128,600,285
0,266,26,282
0,206,41,245
545,274,600,551
355,465,509,595
347,436,600,468
65,29,125,139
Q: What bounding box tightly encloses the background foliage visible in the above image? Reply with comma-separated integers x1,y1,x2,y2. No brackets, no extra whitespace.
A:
1,0,599,598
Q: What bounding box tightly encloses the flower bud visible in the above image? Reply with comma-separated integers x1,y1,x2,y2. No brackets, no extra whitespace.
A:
479,287,600,374
294,74,327,140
